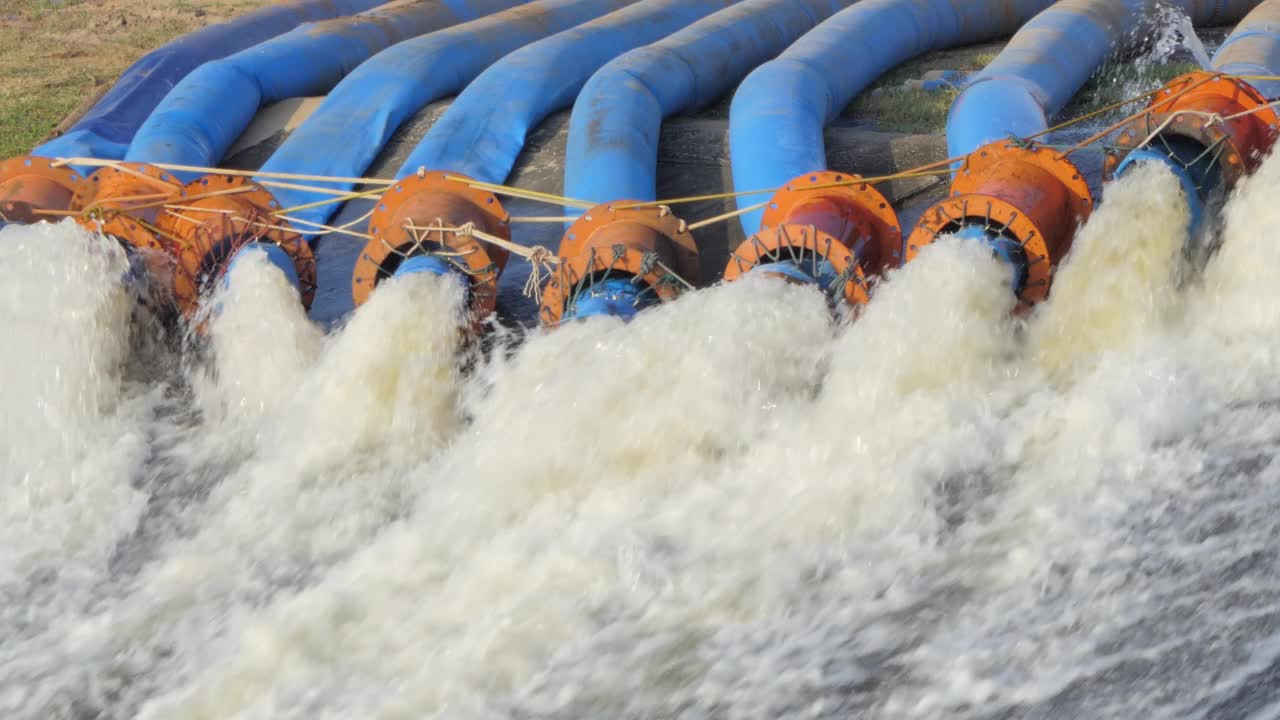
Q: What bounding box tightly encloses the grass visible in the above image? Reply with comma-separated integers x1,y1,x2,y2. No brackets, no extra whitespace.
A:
842,45,1001,134
843,41,1203,136
0,0,269,159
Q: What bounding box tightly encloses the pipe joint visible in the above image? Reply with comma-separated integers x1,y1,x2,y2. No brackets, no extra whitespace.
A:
908,140,1092,310
0,156,83,225
723,171,902,305
539,202,698,325
1105,72,1280,193
154,174,315,318
354,170,511,325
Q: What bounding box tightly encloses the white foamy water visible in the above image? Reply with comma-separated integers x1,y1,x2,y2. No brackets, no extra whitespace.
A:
6,152,1280,719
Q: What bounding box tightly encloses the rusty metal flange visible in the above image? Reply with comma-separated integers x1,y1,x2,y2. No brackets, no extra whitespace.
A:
71,163,187,253
155,174,316,319
558,202,699,281
0,156,82,224
353,171,510,320
908,194,1053,311
761,170,904,274
1104,72,1279,186
723,223,870,306
539,244,681,326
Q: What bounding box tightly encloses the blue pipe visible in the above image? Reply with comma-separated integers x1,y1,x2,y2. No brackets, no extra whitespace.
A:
747,258,842,292
260,0,638,229
564,0,853,207
32,0,385,162
394,254,458,278
730,0,1055,236
563,278,656,320
224,242,303,293
394,0,740,183
124,0,531,179
947,0,1261,160
1213,1,1280,98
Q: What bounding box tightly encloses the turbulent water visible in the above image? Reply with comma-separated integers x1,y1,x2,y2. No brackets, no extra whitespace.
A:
6,151,1280,719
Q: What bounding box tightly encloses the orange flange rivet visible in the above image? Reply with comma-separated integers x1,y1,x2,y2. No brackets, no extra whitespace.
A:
153,174,316,319
353,171,511,325
538,202,698,325
723,170,902,306
70,163,188,257
1105,71,1280,190
907,140,1093,311
0,156,83,225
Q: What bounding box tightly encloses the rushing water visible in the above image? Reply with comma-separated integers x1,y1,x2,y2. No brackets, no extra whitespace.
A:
5,152,1280,719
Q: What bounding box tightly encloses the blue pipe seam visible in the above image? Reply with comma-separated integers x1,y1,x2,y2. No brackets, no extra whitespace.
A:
730,0,1055,235
947,0,1262,160
395,0,741,183
260,0,638,228
563,0,853,207
125,0,531,179
1213,1,1280,98
33,0,385,162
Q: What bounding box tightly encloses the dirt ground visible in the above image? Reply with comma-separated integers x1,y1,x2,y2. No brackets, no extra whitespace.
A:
0,0,274,158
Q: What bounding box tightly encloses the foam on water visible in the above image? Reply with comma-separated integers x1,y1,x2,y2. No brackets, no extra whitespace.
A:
8,150,1280,719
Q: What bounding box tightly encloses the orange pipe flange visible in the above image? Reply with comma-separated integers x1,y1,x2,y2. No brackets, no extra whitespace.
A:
0,156,83,225
1104,71,1280,187
907,140,1093,310
353,171,510,323
538,202,698,326
153,174,316,319
722,170,902,305
70,163,188,255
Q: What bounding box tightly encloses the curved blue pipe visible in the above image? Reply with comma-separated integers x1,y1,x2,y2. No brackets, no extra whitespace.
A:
394,0,739,183
947,0,1261,160
261,0,637,229
32,0,385,162
730,0,1055,235
124,0,530,179
564,0,853,207
1213,1,1280,98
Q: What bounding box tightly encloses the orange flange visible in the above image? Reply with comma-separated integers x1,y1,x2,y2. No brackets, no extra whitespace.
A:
0,156,83,224
759,170,903,273
70,163,187,254
722,171,900,305
153,174,316,319
1104,71,1279,187
907,140,1093,310
723,223,870,305
353,171,510,322
538,202,698,326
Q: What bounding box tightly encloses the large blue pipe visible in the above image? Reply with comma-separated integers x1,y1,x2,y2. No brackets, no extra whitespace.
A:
947,0,1261,160
32,0,385,162
730,0,1056,235
394,0,740,183
563,0,854,207
261,0,638,229
1213,1,1280,98
124,0,530,179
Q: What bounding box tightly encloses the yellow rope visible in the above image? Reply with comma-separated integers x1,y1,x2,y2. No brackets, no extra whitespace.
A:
52,157,394,186
441,174,596,209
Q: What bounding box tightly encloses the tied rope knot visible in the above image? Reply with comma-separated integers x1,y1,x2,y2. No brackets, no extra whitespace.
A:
522,245,556,302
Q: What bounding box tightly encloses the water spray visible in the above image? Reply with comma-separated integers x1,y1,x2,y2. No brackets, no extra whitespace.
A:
722,171,902,306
